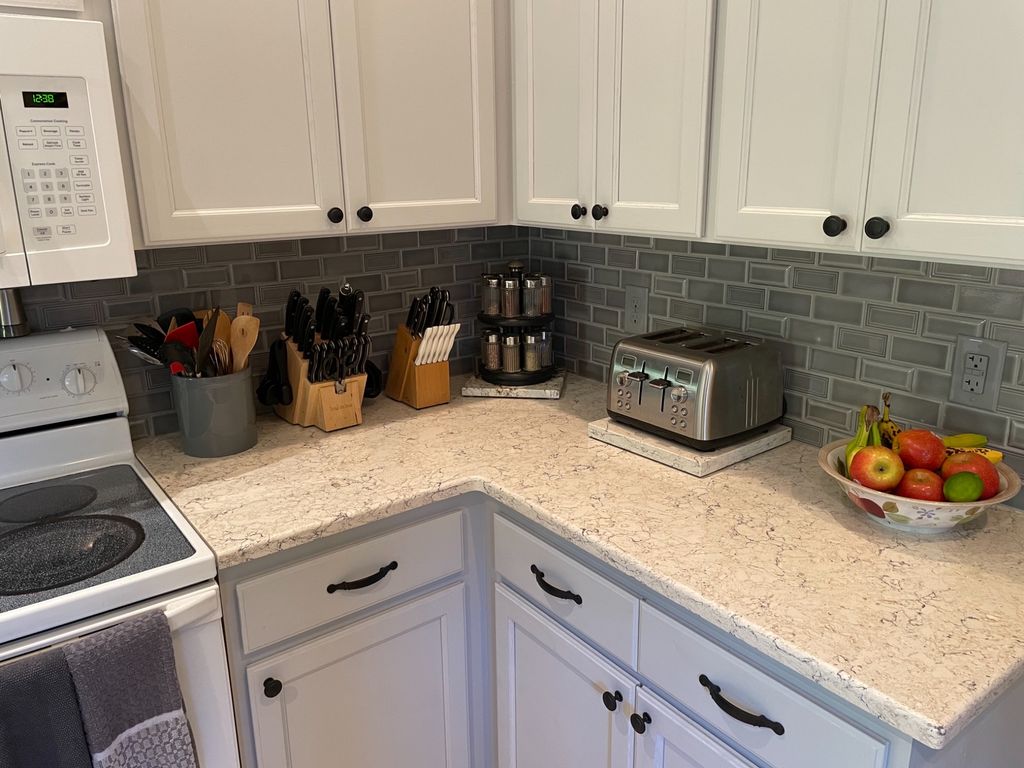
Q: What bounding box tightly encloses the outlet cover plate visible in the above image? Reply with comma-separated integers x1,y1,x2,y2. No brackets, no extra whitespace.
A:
624,285,648,334
949,334,1007,410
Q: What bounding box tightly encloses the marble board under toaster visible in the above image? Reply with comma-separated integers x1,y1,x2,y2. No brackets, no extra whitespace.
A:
461,372,566,399
588,418,792,477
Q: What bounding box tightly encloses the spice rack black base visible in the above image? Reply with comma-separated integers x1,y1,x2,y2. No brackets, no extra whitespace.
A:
477,366,558,387
477,312,555,328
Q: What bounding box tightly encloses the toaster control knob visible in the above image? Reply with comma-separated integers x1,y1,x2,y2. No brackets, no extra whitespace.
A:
617,372,629,387
626,371,649,383
670,387,687,403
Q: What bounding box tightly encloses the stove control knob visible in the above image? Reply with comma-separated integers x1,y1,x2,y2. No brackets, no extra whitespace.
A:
669,387,688,403
63,366,97,396
0,363,32,393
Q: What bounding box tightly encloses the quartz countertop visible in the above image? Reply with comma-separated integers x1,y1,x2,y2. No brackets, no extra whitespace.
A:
135,376,1024,749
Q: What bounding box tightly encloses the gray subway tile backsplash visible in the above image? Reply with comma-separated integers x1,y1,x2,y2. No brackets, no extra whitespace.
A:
528,231,1024,472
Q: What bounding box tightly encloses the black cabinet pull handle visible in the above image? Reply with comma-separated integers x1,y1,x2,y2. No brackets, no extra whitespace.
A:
698,674,784,736
327,207,344,224
530,564,582,605
570,203,588,220
591,204,609,221
357,206,374,222
864,216,891,239
602,690,623,712
263,677,283,699
327,561,398,593
630,711,652,734
822,215,847,237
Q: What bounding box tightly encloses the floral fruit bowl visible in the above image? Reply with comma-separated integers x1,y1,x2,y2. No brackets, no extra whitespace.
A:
818,440,1021,533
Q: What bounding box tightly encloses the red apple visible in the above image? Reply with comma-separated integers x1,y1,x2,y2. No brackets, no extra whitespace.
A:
940,452,1001,499
849,446,905,491
895,468,945,501
896,429,947,470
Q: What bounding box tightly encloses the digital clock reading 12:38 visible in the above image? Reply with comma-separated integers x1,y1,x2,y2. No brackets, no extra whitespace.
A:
22,91,69,109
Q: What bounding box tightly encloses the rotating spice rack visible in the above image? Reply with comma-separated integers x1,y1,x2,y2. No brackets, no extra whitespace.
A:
477,263,557,387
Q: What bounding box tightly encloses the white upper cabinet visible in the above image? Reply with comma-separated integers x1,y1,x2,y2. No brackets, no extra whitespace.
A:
710,0,885,251
114,0,496,245
330,0,496,231
863,0,1024,264
514,0,713,236
513,0,599,230
594,0,714,236
113,0,347,245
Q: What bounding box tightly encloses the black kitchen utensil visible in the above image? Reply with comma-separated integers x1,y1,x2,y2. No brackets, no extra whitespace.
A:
156,308,195,334
314,287,331,331
194,307,219,375
117,335,163,366
133,323,165,342
160,341,195,377
284,290,301,338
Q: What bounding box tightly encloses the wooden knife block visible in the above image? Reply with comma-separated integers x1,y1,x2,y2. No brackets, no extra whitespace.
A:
385,324,451,409
274,338,367,431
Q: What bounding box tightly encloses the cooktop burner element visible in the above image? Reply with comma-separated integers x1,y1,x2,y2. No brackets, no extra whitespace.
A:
0,484,99,524
0,515,144,596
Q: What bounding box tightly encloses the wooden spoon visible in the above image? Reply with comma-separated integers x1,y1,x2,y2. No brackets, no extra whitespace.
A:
230,315,261,373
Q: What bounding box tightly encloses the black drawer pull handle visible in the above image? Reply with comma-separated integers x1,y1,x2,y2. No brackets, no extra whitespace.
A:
630,711,651,734
263,677,283,699
530,564,582,605
602,690,623,711
698,674,784,736
327,561,398,594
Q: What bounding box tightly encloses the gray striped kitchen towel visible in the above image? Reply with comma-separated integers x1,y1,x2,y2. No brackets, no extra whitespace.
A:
63,611,197,768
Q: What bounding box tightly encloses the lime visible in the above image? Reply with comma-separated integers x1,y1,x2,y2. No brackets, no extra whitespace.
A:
943,472,984,503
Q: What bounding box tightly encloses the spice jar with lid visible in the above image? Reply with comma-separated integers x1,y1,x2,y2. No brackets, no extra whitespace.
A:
523,334,543,372
522,275,542,316
502,334,522,373
537,274,553,314
481,274,501,316
501,276,521,317
480,331,501,370
539,330,554,368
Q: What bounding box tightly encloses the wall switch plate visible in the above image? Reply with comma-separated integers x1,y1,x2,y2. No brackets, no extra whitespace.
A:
949,335,1007,410
624,285,648,334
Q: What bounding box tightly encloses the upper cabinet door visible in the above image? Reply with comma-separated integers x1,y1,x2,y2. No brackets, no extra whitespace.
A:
710,0,885,250
594,0,714,237
113,0,347,245
513,0,599,230
331,0,496,231
863,1,1024,264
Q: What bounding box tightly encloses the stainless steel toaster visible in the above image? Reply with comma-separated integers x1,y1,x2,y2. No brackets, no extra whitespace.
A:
607,325,784,450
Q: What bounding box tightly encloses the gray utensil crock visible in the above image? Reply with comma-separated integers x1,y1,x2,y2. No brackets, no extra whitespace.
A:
170,368,257,458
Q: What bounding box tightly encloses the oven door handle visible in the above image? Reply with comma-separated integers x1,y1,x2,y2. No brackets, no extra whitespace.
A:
165,585,222,631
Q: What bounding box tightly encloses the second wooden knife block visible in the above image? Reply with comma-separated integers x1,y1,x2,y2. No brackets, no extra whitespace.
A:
386,325,450,409
274,338,367,431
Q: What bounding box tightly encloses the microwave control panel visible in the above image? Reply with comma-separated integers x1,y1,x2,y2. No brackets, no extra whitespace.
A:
0,75,108,252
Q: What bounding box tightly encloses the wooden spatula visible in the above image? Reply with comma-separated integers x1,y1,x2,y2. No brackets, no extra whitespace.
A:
230,315,261,373
215,309,232,350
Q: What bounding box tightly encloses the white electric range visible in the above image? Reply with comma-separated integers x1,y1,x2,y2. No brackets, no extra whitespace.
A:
0,327,239,767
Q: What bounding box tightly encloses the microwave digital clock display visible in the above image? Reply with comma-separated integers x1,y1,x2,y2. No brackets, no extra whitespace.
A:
22,91,68,108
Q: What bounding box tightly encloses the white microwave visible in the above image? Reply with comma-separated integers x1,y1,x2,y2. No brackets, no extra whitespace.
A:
0,14,135,288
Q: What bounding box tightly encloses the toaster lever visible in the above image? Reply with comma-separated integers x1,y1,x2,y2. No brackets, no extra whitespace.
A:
626,371,650,383
647,378,670,390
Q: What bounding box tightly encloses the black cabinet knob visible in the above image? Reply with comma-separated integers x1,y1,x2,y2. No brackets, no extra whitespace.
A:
864,216,891,239
570,203,588,220
630,712,652,734
327,207,344,224
602,690,623,712
591,204,609,221
357,206,374,222
822,215,847,237
263,677,283,699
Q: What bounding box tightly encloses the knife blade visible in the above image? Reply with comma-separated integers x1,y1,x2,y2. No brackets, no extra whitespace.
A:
284,290,301,338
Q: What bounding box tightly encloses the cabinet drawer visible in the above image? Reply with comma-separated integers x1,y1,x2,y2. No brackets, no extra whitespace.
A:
638,604,888,768
493,516,638,664
237,511,464,652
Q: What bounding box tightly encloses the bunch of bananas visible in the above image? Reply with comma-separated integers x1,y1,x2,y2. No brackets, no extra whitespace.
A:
842,392,1002,476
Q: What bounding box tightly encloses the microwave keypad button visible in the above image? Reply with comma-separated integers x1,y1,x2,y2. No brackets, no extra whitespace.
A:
59,194,72,204
20,169,35,179
60,206,75,217
40,182,54,192
26,195,39,205
38,169,52,179
15,127,36,137
75,193,95,204
73,180,93,191
44,207,58,217
69,155,88,166
42,194,56,205
27,208,41,218
71,168,90,179
32,226,51,238
23,181,38,193
65,126,85,137
17,139,38,150
77,206,97,216
67,138,87,150
57,224,77,235
41,139,63,150
54,168,68,179
57,182,70,193
40,127,61,137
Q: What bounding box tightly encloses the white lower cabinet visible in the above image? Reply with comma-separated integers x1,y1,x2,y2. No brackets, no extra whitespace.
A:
633,687,755,768
246,583,470,768
495,583,635,768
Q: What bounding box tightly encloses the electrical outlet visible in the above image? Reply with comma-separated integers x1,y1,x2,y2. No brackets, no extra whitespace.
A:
949,335,1007,410
624,285,648,334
